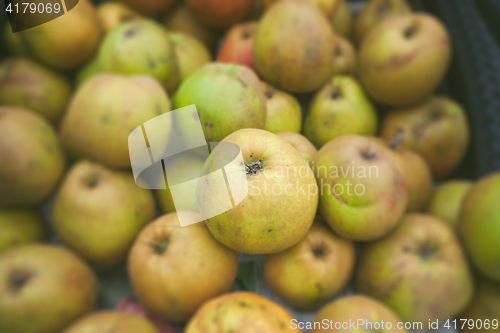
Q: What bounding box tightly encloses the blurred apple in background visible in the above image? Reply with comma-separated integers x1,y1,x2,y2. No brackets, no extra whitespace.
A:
118,0,176,15
97,1,143,33
2,24,28,56
261,81,302,134
169,32,211,83
426,180,472,228
187,0,255,29
357,213,473,322
63,311,158,333
331,35,357,76
0,107,66,207
217,22,259,72
276,132,317,167
0,245,97,333
0,208,45,253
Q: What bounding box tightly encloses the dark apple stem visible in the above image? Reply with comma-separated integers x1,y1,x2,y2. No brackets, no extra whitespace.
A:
388,127,404,151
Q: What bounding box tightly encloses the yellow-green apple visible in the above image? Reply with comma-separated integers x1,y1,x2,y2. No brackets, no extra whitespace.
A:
185,291,295,333
197,129,318,254
358,14,450,106
309,294,409,333
155,152,205,214
118,0,175,15
254,0,335,93
263,216,355,310
19,0,102,70
304,76,378,149
174,63,266,143
169,32,211,83
3,24,28,56
460,172,500,282
63,311,158,333
0,208,45,253
276,132,318,167
97,1,143,33
380,96,469,178
0,244,97,333
187,0,254,29
313,135,407,241
162,4,219,50
97,19,179,93
357,213,473,322
458,277,500,332
332,35,357,76
0,57,71,124
353,0,412,45
60,74,172,168
217,22,258,72
52,160,156,268
261,81,302,133
0,107,65,206
128,212,238,323
426,180,472,228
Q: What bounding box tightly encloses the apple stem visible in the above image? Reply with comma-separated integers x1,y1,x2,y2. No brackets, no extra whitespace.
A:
150,239,169,255
388,127,404,151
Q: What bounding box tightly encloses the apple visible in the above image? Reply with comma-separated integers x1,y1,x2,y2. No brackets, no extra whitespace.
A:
186,0,254,29
118,0,175,15
380,96,469,179
313,135,407,241
3,23,28,56
460,172,500,282
0,244,97,333
263,216,355,310
358,13,451,107
52,160,156,268
0,57,72,124
185,291,295,333
197,128,318,254
169,32,211,83
217,21,259,72
276,132,317,167
304,76,378,149
353,0,412,45
0,107,66,207
332,35,357,76
97,1,143,33
75,57,99,87
426,180,472,228
63,311,158,333
357,213,474,322
261,81,302,134
310,294,409,333
128,212,238,323
0,208,45,253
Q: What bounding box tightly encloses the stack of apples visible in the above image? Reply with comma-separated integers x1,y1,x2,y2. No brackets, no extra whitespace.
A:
0,0,499,332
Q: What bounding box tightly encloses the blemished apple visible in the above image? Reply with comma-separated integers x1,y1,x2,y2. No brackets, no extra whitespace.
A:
0,107,66,207
332,35,357,76
18,0,102,70
357,213,474,322
358,13,450,106
253,0,335,93
52,160,156,268
313,135,407,241
185,291,295,333
217,22,258,72
118,0,176,15
0,245,97,333
459,172,500,282
262,81,302,134
0,57,72,124
275,132,318,167
303,76,378,149
310,295,409,333
263,216,355,311
0,208,45,253
60,74,172,169
187,0,254,29
128,212,238,323
169,32,211,83
97,1,142,32
426,180,472,228
63,311,158,333
197,129,318,254
380,96,469,179
353,0,412,45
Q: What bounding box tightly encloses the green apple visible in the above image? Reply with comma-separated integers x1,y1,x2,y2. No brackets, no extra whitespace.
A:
169,32,211,83
63,311,158,333
3,23,28,56
426,180,472,228
0,208,45,253
332,35,357,76
304,76,378,148
262,81,302,134
96,1,143,33
276,132,317,167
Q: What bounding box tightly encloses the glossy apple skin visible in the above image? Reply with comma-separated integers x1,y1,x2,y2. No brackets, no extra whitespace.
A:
276,132,317,167
310,295,409,333
0,245,97,333
187,0,254,29
217,22,258,72
426,180,472,228
0,208,45,253
128,212,238,323
263,217,355,310
357,213,474,322
358,13,450,107
185,292,295,333
460,172,500,282
380,96,469,179
63,311,158,333
313,135,407,241
262,81,302,134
